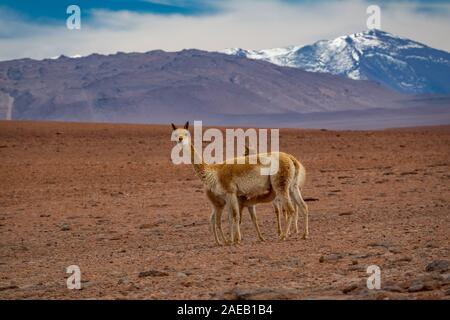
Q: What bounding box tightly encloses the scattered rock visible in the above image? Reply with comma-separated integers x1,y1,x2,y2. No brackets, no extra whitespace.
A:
67,215,81,220
139,224,152,229
367,241,392,249
0,285,19,291
353,252,381,259
393,256,412,263
59,223,71,231
407,279,440,293
138,270,169,278
407,283,428,293
342,284,358,294
81,281,96,289
440,273,450,284
319,253,343,263
425,241,439,248
304,197,319,202
177,272,188,278
425,260,449,273
348,265,366,272
122,283,140,291
118,277,130,285
400,171,418,176
338,212,353,216
383,285,404,293
388,247,402,254
96,234,108,241
221,287,301,300
180,281,192,287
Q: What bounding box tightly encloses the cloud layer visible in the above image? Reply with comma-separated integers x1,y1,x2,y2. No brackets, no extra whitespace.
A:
0,0,449,61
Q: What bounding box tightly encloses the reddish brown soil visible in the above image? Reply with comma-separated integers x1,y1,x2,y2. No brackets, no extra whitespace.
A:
0,121,449,300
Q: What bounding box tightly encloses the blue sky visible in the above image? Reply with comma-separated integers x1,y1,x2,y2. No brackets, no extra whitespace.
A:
2,0,449,19
0,0,218,21
0,0,449,60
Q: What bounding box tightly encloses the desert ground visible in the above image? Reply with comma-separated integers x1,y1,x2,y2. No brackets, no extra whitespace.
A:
0,120,449,300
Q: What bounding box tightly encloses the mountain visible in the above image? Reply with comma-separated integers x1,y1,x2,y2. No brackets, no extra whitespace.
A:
223,30,450,94
1,49,449,128
0,49,412,123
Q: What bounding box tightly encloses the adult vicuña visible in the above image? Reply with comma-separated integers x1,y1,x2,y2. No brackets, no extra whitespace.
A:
210,148,309,244
171,122,295,245
244,147,309,239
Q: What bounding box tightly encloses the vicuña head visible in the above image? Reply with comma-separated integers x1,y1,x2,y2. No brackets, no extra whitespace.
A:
171,121,190,147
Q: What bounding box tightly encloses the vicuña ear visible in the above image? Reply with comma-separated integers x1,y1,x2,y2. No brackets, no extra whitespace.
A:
244,145,250,156
244,145,256,156
171,123,177,131
184,121,189,130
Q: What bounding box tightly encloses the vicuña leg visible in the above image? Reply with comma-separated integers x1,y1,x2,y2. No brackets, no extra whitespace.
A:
289,188,299,234
226,193,241,244
210,208,221,245
280,192,295,240
272,201,282,236
238,202,245,242
215,206,229,245
290,186,309,239
247,206,265,242
299,195,309,240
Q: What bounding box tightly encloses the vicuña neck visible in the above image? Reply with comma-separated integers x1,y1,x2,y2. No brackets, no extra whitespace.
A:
189,143,208,182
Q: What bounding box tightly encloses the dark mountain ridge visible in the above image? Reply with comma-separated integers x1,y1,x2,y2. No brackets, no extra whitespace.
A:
0,49,448,128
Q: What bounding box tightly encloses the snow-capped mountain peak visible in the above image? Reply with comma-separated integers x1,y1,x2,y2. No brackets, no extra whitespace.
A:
223,45,302,67
222,30,450,94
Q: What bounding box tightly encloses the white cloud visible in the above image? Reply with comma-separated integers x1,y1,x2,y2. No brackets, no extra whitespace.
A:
0,0,449,61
